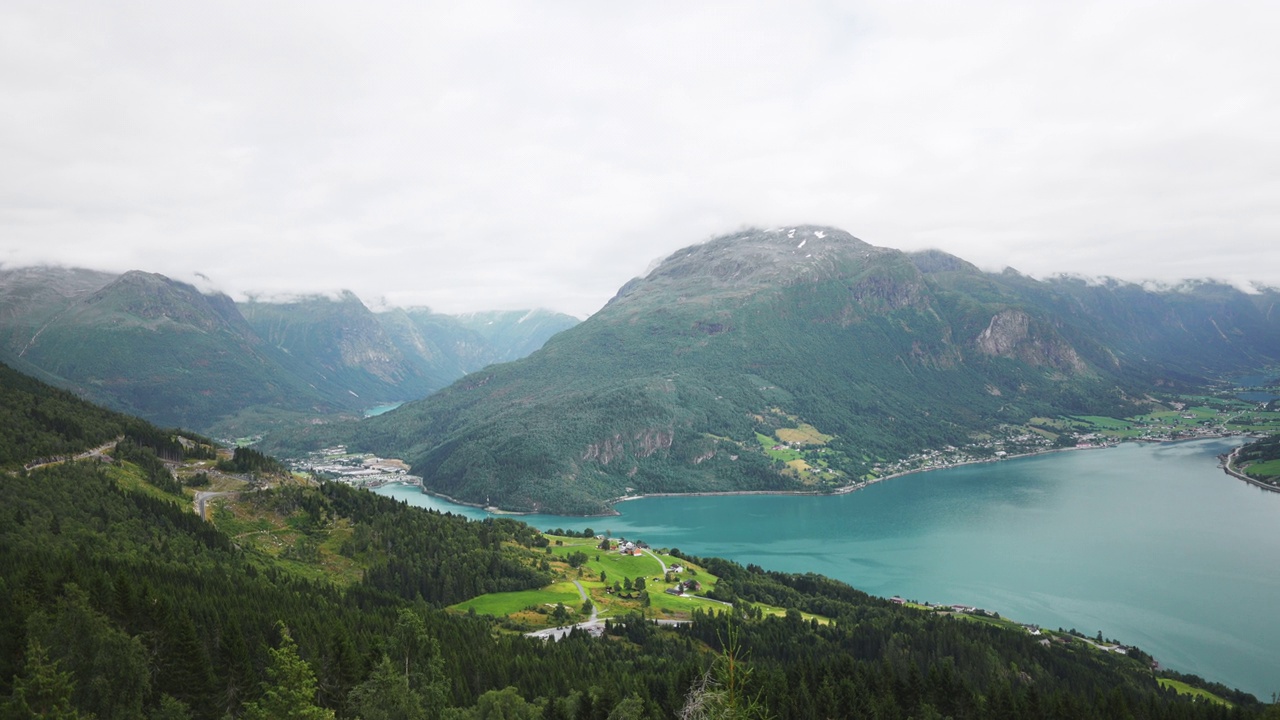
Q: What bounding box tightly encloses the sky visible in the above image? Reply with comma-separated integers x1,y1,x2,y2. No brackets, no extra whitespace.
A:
2,1,1278,318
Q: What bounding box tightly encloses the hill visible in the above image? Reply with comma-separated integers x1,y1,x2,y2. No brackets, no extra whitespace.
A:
0,267,577,433
0,361,1269,719
328,227,1280,514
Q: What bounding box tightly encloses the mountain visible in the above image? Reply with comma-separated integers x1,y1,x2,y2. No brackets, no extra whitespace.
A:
452,309,584,363
0,268,325,429
375,306,580,388
0,268,577,433
3,360,1263,719
336,226,1280,514
240,291,435,404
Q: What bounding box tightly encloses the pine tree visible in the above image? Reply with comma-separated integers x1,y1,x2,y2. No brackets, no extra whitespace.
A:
346,655,425,720
240,624,335,720
4,639,86,720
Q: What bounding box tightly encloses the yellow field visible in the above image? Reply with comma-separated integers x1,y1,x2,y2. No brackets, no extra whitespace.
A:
776,423,833,445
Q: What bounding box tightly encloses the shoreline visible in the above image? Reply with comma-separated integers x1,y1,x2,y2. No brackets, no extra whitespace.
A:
608,442,1117,511
1221,445,1280,494
379,433,1266,697
384,433,1250,518
380,482,538,516
606,433,1252,513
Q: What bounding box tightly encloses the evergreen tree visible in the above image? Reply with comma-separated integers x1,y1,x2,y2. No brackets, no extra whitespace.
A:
240,624,335,720
4,639,86,720
346,655,425,720
29,585,150,719
155,609,218,715
389,608,448,716
149,695,194,720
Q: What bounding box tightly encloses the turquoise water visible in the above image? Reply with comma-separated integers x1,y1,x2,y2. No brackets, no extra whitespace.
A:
363,402,404,417
375,438,1280,698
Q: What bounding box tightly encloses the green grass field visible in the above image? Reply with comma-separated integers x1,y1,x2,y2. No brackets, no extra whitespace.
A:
1136,408,1218,425
103,463,186,505
1157,678,1232,707
1245,458,1280,479
545,540,666,582
757,432,803,463
456,535,837,628
452,581,584,617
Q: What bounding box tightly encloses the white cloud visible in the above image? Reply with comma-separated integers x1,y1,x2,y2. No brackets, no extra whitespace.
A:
2,0,1278,317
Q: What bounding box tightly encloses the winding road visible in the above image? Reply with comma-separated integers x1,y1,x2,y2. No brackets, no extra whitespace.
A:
193,490,239,521
22,436,122,472
525,553,700,642
641,548,667,574
526,580,603,641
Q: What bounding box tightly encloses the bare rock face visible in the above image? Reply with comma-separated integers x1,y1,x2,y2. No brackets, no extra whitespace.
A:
582,428,673,466
976,310,1087,374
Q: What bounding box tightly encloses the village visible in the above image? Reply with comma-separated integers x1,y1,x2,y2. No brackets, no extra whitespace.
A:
861,397,1274,484
290,445,425,489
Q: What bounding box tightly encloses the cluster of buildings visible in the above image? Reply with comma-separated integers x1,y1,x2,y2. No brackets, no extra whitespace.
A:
595,535,651,557
664,579,702,596
291,446,423,488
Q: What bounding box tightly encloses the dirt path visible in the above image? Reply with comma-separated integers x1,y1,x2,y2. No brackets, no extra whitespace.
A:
23,436,122,472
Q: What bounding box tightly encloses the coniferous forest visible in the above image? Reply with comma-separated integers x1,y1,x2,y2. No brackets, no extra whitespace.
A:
2,361,1277,719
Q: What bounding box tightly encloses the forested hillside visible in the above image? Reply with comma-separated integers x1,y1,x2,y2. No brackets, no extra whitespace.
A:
0,268,577,433
2,362,1274,718
312,227,1280,513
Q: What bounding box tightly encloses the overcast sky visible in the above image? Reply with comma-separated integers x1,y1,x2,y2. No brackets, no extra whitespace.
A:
2,1,1277,317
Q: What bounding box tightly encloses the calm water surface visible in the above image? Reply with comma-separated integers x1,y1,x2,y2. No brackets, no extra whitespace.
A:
363,402,404,417
376,438,1280,697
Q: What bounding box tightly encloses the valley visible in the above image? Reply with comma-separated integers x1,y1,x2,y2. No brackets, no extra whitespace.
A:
5,226,1280,717
3,356,1279,717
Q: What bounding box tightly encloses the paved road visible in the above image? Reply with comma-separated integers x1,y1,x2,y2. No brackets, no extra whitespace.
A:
524,580,702,641
524,550,704,642
526,580,602,641
641,548,668,574
193,490,239,521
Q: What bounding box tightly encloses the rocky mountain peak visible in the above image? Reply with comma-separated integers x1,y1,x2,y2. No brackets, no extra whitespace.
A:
607,226,884,312
84,270,238,332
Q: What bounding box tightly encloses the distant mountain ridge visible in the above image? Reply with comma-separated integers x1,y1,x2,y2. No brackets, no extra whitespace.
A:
0,267,578,432
324,226,1280,514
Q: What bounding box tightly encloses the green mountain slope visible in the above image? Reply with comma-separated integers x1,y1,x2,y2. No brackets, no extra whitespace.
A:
451,309,582,363
0,362,1267,719
0,268,577,433
0,270,327,429
340,227,1280,514
240,291,437,405
375,306,580,388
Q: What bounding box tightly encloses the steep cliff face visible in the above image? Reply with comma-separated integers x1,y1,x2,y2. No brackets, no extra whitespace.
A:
241,292,421,399
581,428,674,465
975,309,1088,374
